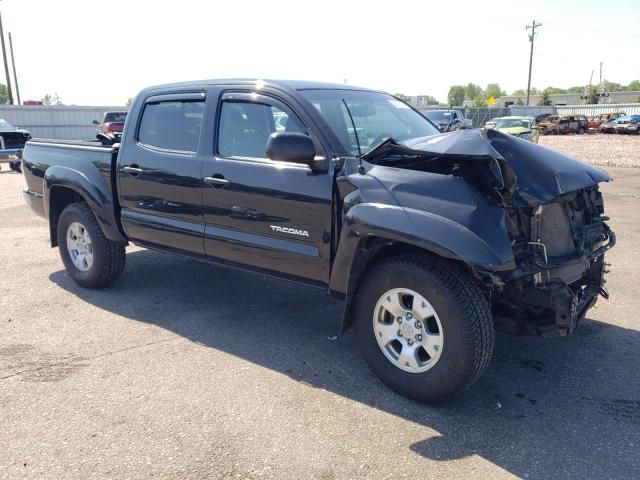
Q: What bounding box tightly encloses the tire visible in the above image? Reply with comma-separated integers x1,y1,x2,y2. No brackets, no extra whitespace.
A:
578,127,585,135
57,202,126,288
353,254,494,401
9,161,21,172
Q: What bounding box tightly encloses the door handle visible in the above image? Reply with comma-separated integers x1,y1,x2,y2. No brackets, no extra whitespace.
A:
204,176,229,187
123,165,143,176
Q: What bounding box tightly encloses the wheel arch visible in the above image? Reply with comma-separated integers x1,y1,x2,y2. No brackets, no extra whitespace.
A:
44,166,126,247
329,203,514,334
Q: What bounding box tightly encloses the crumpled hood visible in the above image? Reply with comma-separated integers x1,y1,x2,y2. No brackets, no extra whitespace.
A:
399,128,611,206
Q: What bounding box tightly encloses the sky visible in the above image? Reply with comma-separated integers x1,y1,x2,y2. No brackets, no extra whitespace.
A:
1,0,638,105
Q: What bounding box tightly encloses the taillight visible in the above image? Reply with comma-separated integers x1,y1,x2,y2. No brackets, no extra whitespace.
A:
106,123,115,133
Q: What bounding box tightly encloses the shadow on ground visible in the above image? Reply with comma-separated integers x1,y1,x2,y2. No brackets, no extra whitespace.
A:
50,249,640,478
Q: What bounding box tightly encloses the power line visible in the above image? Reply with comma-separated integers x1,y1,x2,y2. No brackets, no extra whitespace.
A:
526,20,542,106
545,21,640,39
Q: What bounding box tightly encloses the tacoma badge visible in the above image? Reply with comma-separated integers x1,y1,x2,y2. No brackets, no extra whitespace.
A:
270,225,310,237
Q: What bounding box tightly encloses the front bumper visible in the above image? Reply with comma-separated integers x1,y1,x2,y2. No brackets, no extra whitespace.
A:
494,224,615,337
0,148,21,162
23,187,45,218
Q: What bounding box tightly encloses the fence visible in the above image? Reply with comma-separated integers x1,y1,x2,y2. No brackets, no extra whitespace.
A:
555,103,640,117
0,105,128,140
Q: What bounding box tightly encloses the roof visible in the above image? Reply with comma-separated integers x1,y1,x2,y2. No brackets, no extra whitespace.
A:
141,78,378,95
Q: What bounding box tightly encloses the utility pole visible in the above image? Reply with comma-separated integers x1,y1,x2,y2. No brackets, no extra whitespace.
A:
525,20,542,106
8,32,18,104
0,10,13,104
599,61,604,92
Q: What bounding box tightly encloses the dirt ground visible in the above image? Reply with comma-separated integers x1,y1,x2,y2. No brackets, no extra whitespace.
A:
540,133,640,167
1,152,639,479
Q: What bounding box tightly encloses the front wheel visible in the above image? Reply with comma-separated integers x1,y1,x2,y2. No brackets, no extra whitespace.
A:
57,202,126,288
353,254,494,401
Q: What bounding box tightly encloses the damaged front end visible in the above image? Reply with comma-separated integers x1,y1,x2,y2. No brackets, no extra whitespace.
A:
495,188,615,336
364,128,615,336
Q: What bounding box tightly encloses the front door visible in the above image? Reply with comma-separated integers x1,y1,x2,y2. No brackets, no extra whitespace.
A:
117,92,206,255
201,91,333,286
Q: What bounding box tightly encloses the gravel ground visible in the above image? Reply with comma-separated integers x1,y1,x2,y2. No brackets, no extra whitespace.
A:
539,133,640,168
1,166,639,479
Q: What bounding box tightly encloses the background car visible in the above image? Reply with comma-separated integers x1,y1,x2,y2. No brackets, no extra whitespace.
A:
93,111,127,144
423,109,472,132
612,115,640,134
623,114,640,134
539,114,588,135
601,116,625,134
491,116,539,143
534,112,552,124
0,118,31,172
588,111,626,131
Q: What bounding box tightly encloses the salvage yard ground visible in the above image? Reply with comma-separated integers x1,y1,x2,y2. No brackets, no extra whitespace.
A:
1,136,639,479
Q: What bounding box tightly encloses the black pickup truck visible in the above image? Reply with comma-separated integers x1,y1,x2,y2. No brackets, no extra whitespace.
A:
22,79,615,401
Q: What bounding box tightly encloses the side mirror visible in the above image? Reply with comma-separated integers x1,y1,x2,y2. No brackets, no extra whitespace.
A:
266,132,317,167
92,120,100,125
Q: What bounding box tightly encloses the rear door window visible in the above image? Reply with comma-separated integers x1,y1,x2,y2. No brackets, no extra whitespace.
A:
138,100,205,153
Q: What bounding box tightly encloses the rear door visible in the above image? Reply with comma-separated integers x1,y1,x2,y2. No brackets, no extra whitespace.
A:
201,90,333,286
117,92,207,255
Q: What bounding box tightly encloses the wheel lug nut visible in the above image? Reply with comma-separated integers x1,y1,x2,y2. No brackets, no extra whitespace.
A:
407,340,413,345
397,317,402,323
397,330,402,337
416,335,422,341
415,321,422,329
407,313,412,319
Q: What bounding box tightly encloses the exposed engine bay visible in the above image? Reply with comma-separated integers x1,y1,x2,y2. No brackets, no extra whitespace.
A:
363,129,615,336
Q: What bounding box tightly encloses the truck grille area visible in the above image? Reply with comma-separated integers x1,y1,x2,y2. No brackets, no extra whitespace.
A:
538,203,575,257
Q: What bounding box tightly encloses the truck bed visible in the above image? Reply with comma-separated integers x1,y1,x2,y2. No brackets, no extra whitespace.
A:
22,138,119,219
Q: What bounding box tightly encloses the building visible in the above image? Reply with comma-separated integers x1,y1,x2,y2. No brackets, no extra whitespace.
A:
397,95,439,108
467,90,640,108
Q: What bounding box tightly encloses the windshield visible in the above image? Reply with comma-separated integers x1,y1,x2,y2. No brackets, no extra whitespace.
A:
300,89,439,156
0,119,15,130
496,118,532,129
104,112,127,123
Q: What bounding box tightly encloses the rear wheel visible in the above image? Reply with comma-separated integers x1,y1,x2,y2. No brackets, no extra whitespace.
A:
9,161,21,172
353,254,494,401
57,202,126,288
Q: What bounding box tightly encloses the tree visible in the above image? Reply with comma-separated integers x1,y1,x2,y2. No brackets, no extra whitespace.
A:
447,85,465,107
603,80,623,92
0,83,7,104
464,83,483,101
515,97,524,106
585,85,600,104
537,91,552,106
543,86,567,95
473,95,486,108
126,97,133,107
626,80,640,91
484,83,505,100
566,86,585,94
511,89,526,97
42,93,63,105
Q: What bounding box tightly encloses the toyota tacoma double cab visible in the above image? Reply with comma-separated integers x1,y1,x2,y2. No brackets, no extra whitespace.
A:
21,79,615,401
